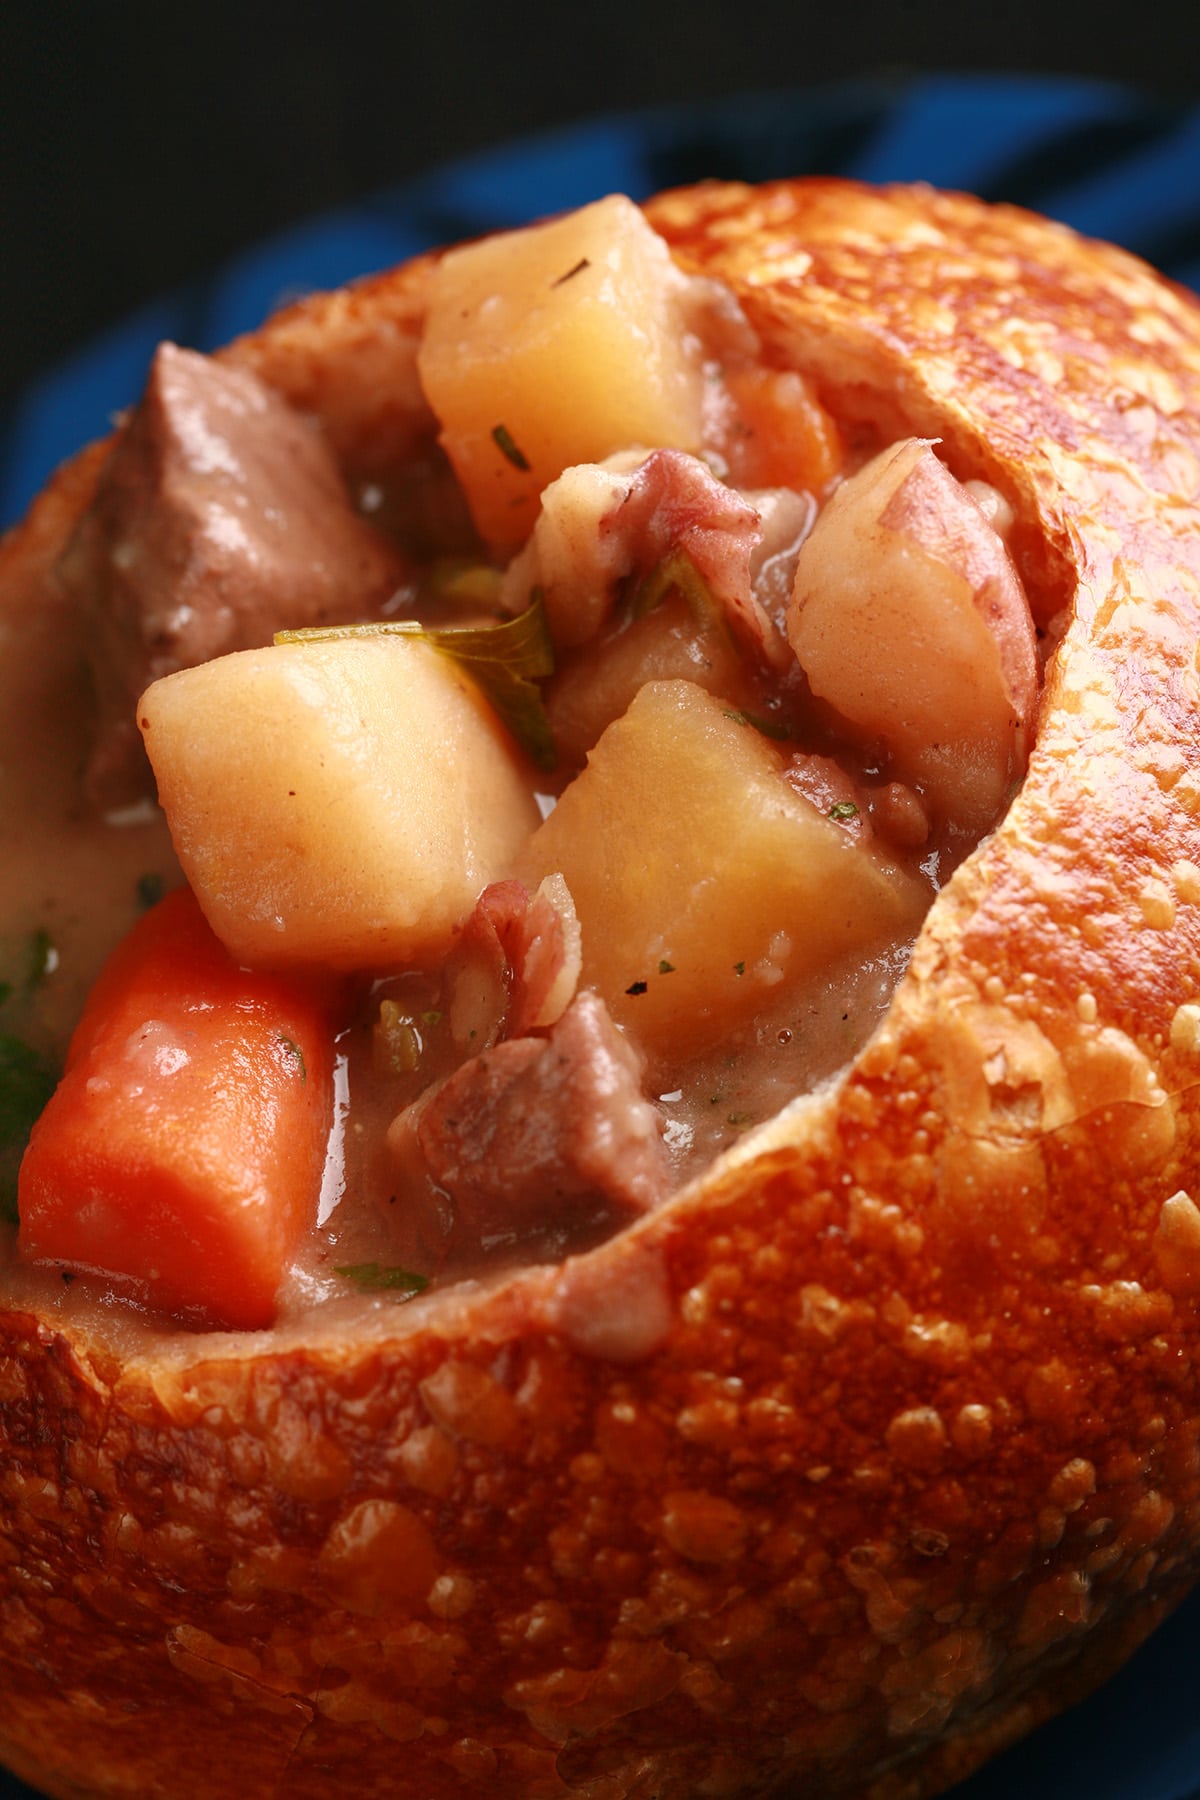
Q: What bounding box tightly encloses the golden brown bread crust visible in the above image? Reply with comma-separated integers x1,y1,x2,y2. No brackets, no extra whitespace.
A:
6,177,1200,1799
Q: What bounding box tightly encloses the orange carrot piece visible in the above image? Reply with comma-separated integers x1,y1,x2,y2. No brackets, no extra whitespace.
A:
18,888,333,1330
720,366,844,495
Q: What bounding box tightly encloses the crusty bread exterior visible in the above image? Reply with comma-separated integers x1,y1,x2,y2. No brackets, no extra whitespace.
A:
5,178,1200,1799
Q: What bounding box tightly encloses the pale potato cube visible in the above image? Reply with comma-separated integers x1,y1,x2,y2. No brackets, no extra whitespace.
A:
139,636,540,970
518,680,928,1064
417,195,706,554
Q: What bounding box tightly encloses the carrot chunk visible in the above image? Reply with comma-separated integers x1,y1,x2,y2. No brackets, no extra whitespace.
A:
719,366,843,495
18,888,333,1330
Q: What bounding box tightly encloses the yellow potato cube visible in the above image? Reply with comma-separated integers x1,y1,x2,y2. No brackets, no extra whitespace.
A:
519,681,928,1064
417,195,707,553
139,636,540,970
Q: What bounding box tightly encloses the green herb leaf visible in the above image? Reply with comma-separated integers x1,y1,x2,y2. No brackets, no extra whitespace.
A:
492,424,531,471
276,1035,307,1083
0,1036,59,1225
827,801,859,821
633,547,721,626
551,256,591,288
658,960,675,975
422,590,556,770
733,961,746,976
277,592,558,772
723,706,792,742
625,979,648,996
335,1262,430,1295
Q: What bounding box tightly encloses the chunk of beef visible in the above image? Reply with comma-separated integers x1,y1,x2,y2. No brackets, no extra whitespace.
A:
60,342,407,808
388,991,670,1263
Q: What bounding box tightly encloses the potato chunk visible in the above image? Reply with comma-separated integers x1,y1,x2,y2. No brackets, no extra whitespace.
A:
140,637,540,970
787,439,1038,835
518,681,928,1064
417,195,707,553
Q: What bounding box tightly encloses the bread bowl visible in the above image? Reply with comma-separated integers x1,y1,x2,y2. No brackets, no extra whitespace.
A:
4,171,1200,1799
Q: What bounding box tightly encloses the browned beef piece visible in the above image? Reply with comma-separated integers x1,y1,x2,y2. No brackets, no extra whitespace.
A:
391,991,670,1263
60,342,407,808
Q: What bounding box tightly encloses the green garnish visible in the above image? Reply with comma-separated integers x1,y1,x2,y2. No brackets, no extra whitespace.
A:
276,1035,307,1083
658,960,675,975
827,801,859,821
492,424,531,471
0,1036,59,1224
733,961,746,976
423,592,556,769
551,256,591,287
625,980,648,996
277,591,557,772
335,1262,430,1295
633,547,721,626
722,706,792,742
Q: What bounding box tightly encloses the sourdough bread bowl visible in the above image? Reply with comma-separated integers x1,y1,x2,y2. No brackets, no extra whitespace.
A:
4,176,1200,1800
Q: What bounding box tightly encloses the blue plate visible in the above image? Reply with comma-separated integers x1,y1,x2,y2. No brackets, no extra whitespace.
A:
4,71,1200,1800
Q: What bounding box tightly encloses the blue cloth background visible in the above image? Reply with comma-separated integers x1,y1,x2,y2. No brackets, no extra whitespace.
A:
4,72,1200,1800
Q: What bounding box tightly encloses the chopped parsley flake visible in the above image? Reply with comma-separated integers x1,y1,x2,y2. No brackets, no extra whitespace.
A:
723,707,791,742
635,547,719,625
551,256,591,287
276,1035,307,1082
733,961,745,976
492,423,531,470
658,960,675,975
827,801,860,821
625,980,648,996
335,1262,430,1295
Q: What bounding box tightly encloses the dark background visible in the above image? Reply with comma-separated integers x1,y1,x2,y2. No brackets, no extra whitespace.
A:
1,0,1196,409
